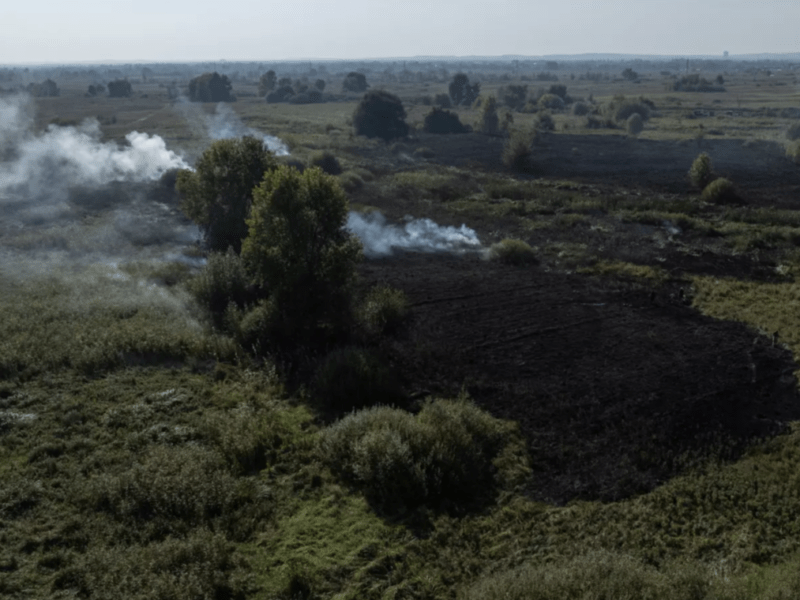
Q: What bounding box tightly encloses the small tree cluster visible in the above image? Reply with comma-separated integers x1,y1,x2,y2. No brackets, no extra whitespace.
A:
176,136,277,253
423,107,468,134
87,84,106,97
477,96,500,135
257,70,277,96
672,74,725,92
353,90,409,140
188,72,234,102
342,71,368,93
107,79,132,98
502,131,535,172
449,73,481,106
28,79,59,97
688,152,714,189
498,85,528,111
319,399,525,514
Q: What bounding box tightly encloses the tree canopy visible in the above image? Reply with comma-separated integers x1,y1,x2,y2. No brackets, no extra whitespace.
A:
352,90,408,141
188,72,235,102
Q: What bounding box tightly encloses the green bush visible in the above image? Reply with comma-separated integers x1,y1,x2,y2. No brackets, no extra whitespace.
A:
312,346,404,412
63,530,249,600
477,95,500,134
434,93,451,108
342,71,368,93
702,177,739,203
502,131,535,172
449,73,481,106
423,107,468,134
488,238,539,265
534,112,555,132
242,166,362,340
627,113,644,136
188,72,235,102
338,170,366,193
538,93,565,110
688,152,715,189
188,249,251,325
572,101,590,116
352,90,409,141
309,151,342,175
176,136,277,253
319,399,520,513
787,141,800,164
787,123,800,141
358,285,410,336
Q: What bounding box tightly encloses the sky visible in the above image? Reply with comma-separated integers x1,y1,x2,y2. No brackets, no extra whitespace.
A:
1,0,798,64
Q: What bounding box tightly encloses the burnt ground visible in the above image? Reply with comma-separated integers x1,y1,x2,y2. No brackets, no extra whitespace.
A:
361,252,800,504
414,132,800,204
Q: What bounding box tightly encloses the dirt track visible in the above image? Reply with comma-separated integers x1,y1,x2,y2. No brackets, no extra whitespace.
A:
361,252,800,503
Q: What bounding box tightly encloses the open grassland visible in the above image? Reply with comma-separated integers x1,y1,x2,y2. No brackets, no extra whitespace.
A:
3,63,800,599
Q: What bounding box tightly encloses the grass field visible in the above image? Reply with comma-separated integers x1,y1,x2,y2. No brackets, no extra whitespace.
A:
2,61,800,599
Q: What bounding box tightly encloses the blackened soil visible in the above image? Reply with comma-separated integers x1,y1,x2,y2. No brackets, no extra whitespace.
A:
361,252,800,504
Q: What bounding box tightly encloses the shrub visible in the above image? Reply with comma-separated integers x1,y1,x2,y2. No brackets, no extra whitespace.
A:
342,71,368,93
613,100,651,122
572,101,590,116
313,346,404,412
188,72,234,102
477,95,500,135
449,73,481,106
502,131,535,172
499,84,528,110
107,79,132,98
29,79,59,97
352,90,409,141
787,142,800,164
488,238,538,265
318,399,519,513
423,107,468,134
188,249,251,325
534,112,555,132
242,166,362,340
338,170,365,192
265,85,294,103
258,70,277,96
702,177,739,203
358,285,410,336
688,152,714,189
434,93,451,108
538,93,564,110
627,113,644,136
176,136,277,253
310,151,342,175
673,74,725,92
787,123,800,141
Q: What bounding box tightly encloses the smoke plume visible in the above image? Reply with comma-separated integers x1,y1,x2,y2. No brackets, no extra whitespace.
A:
174,100,289,156
347,211,481,258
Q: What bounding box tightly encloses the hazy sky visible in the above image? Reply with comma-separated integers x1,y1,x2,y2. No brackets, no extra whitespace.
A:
2,0,798,64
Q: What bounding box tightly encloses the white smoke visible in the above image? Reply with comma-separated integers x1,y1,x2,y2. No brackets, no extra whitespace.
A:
0,95,189,205
347,211,482,258
175,100,289,156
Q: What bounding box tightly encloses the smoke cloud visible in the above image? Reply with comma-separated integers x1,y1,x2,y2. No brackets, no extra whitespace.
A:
0,96,188,207
174,100,289,156
347,211,482,258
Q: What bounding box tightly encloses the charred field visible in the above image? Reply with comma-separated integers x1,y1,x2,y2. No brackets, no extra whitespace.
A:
4,61,800,599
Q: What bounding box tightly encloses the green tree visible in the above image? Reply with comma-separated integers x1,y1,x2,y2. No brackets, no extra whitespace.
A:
342,71,368,93
449,73,481,106
242,166,362,338
107,79,132,98
258,70,277,96
176,137,276,253
352,90,409,140
188,72,234,102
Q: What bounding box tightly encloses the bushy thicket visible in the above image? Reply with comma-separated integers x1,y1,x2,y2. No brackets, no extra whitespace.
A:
107,79,132,98
477,96,500,134
502,131,535,173
258,70,277,96
434,93,451,108
449,73,481,106
176,136,277,253
606,95,652,123
188,72,235,102
312,346,404,412
188,249,251,326
672,74,725,92
357,285,410,337
688,152,715,189
352,90,409,140
627,113,644,136
423,107,468,134
310,151,342,175
342,71,368,93
488,238,538,265
319,399,523,513
786,123,800,141
28,79,59,97
702,177,739,203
